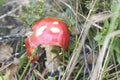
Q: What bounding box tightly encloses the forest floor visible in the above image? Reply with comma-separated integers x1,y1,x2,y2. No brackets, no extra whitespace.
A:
0,0,120,80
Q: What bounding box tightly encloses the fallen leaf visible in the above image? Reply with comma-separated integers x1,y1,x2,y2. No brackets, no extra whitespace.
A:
7,64,17,80
0,43,13,63
0,64,17,80
0,70,10,80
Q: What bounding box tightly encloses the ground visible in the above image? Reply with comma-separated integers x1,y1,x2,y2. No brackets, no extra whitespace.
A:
0,0,120,80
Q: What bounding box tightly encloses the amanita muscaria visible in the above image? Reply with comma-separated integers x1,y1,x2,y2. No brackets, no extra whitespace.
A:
25,17,70,73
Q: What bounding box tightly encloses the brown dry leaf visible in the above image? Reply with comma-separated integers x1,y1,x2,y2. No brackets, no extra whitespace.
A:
0,42,17,80
0,43,18,80
0,43,13,62
7,64,17,80
0,64,17,80
0,70,10,80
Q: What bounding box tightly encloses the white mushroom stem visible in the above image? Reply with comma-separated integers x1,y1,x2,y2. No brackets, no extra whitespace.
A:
41,45,59,73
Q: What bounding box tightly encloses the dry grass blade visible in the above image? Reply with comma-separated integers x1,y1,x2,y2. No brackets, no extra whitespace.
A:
90,30,120,80
58,0,76,16
33,69,45,80
61,0,98,79
0,6,21,19
0,62,13,71
61,7,112,80
1,0,117,79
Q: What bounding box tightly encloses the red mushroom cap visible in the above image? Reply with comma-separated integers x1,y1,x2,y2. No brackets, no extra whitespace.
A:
25,38,38,62
25,17,70,62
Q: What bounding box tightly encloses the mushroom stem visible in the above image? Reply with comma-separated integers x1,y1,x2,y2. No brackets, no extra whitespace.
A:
42,45,59,73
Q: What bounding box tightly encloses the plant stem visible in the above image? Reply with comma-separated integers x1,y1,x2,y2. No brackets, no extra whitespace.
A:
42,45,59,74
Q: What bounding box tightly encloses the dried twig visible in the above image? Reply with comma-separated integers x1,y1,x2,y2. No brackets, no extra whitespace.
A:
0,6,21,19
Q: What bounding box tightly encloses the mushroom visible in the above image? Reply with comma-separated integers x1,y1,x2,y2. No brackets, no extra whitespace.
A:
25,17,70,74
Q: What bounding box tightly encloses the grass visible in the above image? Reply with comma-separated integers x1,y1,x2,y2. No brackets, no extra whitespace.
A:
0,0,120,80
